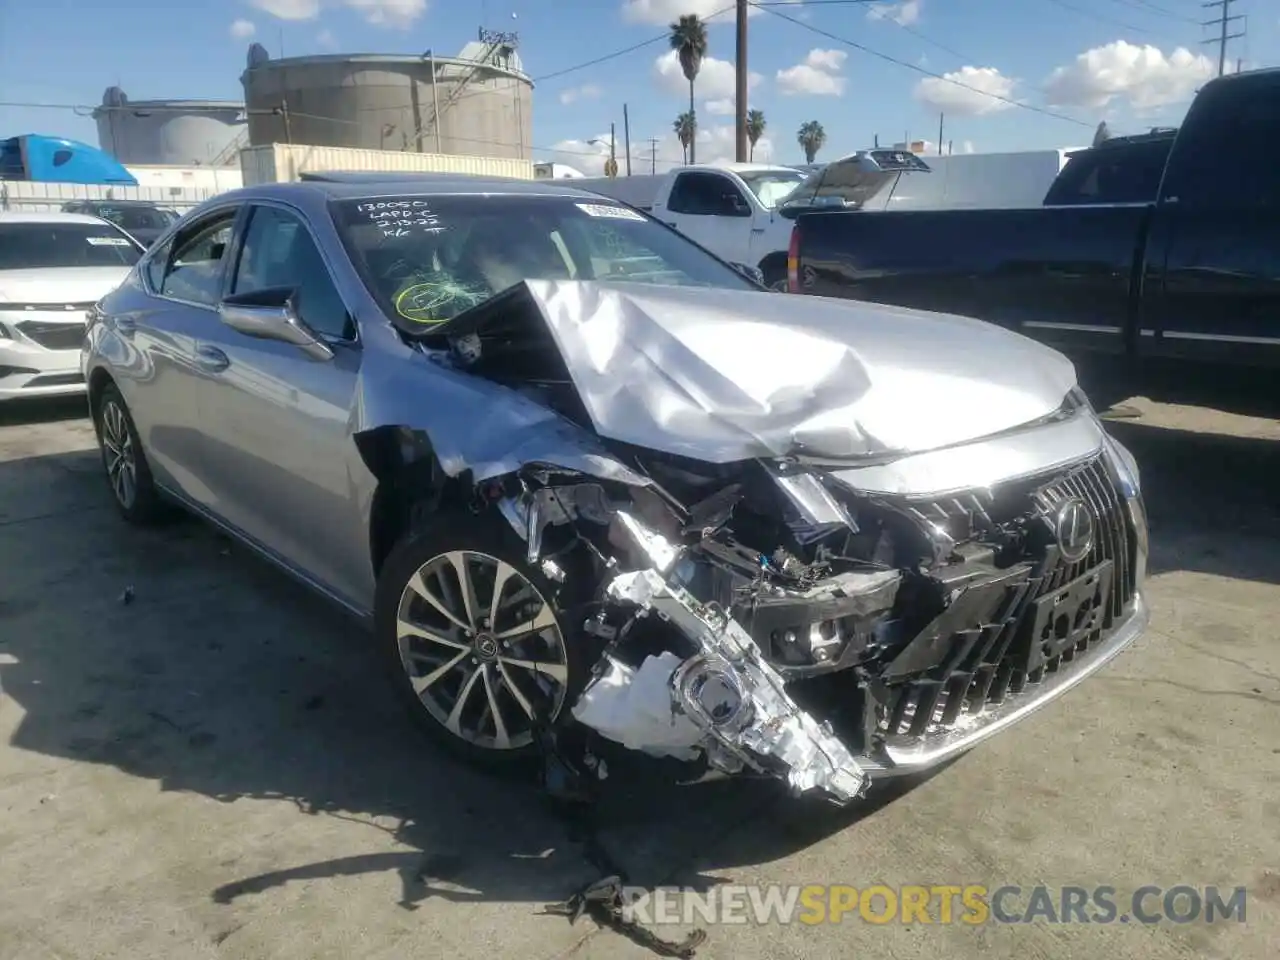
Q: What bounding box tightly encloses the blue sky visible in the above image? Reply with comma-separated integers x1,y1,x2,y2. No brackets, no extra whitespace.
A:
1,0,1276,173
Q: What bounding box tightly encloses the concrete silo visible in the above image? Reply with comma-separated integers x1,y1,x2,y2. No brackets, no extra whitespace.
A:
93,87,247,166
240,31,533,160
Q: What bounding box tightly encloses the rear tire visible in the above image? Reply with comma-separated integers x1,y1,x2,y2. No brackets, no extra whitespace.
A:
95,384,165,525
374,509,591,770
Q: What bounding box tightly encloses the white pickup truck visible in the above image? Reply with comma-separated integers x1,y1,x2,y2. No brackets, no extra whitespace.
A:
573,163,808,289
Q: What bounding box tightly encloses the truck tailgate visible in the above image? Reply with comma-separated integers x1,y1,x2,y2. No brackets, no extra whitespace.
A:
794,206,1152,353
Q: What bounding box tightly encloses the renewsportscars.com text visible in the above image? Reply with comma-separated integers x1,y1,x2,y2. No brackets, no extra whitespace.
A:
621,884,1248,926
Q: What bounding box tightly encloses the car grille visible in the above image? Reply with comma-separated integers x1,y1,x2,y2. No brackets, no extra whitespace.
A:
879,455,1136,740
17,319,88,351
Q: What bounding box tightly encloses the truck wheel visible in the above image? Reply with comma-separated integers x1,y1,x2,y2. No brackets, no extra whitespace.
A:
373,510,590,769
760,259,789,292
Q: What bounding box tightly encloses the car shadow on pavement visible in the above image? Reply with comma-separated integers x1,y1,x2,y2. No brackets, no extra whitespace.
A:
1106,419,1280,584
0,444,934,927
0,395,89,427
1,409,1277,926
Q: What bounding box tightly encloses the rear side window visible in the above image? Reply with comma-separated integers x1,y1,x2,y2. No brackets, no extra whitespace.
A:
158,211,237,306
1160,75,1280,209
1044,140,1172,206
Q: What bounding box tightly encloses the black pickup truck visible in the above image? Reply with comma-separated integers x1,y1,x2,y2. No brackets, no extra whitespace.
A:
786,67,1280,373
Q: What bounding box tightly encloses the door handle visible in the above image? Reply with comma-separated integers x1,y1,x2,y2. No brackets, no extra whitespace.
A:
194,344,230,373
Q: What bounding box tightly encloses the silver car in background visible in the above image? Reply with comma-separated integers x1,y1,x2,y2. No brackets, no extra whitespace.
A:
82,175,1149,804
0,212,143,400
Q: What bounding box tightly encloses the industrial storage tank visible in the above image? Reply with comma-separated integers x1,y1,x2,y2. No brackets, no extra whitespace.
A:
93,87,247,166
240,32,532,160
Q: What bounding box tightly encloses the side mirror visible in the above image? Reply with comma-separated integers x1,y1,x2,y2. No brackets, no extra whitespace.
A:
723,194,752,217
218,286,334,361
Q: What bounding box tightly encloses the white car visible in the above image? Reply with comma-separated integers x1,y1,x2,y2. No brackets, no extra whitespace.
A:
0,212,144,400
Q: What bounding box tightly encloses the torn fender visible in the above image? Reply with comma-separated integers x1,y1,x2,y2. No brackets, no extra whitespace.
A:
352,344,651,487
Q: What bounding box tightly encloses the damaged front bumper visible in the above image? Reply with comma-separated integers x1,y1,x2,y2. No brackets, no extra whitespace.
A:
515,430,1149,807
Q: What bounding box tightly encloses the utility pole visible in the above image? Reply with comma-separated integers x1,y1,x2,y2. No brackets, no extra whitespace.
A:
648,137,659,174
735,0,748,162
623,104,633,176
1201,0,1245,78
937,113,944,155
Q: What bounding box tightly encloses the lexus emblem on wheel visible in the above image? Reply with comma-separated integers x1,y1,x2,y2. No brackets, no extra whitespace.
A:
1054,497,1095,563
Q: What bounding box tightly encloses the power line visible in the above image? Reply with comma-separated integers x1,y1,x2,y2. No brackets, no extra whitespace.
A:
750,1,1094,127
1108,0,1201,23
1041,0,1156,36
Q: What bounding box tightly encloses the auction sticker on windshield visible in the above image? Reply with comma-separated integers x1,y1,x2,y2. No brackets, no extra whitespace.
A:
87,237,132,246
575,203,645,221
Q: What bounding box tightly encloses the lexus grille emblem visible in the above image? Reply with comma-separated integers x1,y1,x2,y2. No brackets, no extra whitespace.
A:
1054,498,1095,563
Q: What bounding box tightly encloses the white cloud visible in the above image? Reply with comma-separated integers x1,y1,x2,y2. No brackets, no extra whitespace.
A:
653,49,761,101
248,0,426,27
621,0,760,25
776,48,847,97
344,0,427,27
1043,41,1213,110
249,0,320,19
961,139,976,153
545,123,776,176
230,19,257,39
316,28,338,49
559,84,603,105
705,98,735,115
913,66,1017,116
867,0,922,26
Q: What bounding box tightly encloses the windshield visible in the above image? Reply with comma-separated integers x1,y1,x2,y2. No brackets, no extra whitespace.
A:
737,171,806,208
332,193,756,327
0,222,142,269
91,205,178,232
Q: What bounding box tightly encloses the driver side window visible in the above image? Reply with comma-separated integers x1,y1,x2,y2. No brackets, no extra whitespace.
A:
668,172,749,217
232,204,353,340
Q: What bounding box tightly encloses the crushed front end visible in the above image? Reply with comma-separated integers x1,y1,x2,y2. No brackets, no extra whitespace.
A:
487,425,1149,806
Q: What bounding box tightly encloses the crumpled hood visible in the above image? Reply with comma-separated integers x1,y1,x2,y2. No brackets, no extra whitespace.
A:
520,279,1078,462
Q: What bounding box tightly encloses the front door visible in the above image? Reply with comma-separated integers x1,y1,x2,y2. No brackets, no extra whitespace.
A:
661,170,753,264
193,201,368,606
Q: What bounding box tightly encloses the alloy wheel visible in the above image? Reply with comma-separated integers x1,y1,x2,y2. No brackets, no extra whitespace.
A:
100,400,138,510
395,550,569,751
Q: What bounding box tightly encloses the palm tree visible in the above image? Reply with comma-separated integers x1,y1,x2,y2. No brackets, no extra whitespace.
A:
746,109,766,162
797,120,826,164
669,14,707,164
674,112,695,165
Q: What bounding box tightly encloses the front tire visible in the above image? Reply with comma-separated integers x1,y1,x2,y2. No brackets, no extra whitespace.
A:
374,511,589,769
95,383,165,524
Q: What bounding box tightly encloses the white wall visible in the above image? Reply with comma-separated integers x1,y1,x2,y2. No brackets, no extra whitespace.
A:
125,165,243,192
0,180,216,213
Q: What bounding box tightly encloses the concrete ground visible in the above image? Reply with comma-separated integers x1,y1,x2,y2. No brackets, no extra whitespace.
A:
0,391,1277,960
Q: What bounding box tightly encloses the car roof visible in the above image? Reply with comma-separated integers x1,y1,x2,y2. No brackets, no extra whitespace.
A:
69,198,162,207
226,174,628,204
0,211,111,225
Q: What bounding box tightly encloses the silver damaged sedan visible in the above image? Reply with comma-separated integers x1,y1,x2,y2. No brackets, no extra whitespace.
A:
82,175,1150,804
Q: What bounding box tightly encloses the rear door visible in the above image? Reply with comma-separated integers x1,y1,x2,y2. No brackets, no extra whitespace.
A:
1142,73,1280,366
658,170,753,263
122,206,241,500
193,201,366,604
